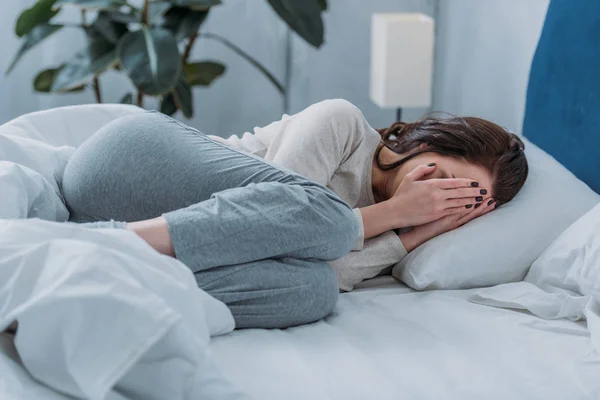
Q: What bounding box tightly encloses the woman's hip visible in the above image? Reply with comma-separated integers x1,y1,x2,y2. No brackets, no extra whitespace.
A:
61,111,303,222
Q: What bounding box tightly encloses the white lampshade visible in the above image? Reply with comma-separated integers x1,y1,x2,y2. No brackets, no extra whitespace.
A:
370,13,435,109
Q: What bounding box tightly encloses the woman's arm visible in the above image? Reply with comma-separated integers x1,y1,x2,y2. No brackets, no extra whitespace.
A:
258,99,370,186
126,217,175,257
329,231,407,291
358,201,403,240
399,197,495,252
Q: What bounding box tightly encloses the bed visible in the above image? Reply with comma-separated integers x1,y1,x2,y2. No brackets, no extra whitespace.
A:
1,0,600,399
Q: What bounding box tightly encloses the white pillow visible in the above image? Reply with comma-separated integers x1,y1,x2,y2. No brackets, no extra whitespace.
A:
471,203,600,351
392,139,600,290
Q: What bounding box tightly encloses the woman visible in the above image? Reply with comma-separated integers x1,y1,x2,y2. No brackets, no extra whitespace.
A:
61,99,528,329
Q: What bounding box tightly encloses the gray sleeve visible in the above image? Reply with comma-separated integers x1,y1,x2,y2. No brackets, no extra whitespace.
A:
329,231,408,291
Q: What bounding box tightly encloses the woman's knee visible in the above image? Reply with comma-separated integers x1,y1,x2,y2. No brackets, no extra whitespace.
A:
204,259,339,329
292,262,339,324
302,184,358,260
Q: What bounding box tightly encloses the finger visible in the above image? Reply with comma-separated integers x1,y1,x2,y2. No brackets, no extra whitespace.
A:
444,205,469,215
478,199,497,216
458,198,495,224
442,187,489,200
428,178,480,189
406,163,437,182
444,197,484,209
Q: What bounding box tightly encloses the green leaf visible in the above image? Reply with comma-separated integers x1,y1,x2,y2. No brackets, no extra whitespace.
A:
120,92,133,104
172,77,193,118
89,11,128,44
52,40,117,92
162,7,209,41
267,0,324,48
102,10,139,24
183,61,225,86
34,66,85,92
15,0,60,37
148,2,172,23
170,0,221,10
199,33,284,95
55,0,126,10
160,93,177,116
6,24,63,75
318,0,327,12
117,27,181,96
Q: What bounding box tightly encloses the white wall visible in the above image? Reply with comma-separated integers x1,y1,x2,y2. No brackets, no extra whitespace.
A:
288,0,435,128
433,0,550,134
0,0,288,136
0,0,433,135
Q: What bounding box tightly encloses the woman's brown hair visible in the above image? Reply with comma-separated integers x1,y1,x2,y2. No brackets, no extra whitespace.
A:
376,115,528,205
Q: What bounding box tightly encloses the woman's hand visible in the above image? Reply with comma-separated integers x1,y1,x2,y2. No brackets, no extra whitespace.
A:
399,198,496,252
387,164,487,228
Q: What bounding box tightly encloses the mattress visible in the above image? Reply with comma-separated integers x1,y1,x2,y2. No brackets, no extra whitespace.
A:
209,277,599,400
1,279,596,400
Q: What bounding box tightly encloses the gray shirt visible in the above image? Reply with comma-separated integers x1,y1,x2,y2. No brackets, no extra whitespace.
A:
209,99,407,291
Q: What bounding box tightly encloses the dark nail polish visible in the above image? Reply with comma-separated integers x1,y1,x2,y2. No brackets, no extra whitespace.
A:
476,196,483,202
428,163,436,167
480,189,488,195
471,182,479,187
466,204,473,209
488,199,495,206
474,203,481,209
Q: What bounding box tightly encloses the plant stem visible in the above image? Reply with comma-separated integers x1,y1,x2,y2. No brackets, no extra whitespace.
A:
142,0,150,24
137,91,144,107
183,32,198,63
81,9,103,103
93,77,103,104
123,1,140,11
199,32,286,96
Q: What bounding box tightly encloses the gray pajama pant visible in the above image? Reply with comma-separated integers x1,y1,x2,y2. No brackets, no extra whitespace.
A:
60,111,358,329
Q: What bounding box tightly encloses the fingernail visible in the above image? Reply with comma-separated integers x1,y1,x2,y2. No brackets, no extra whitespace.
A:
466,204,473,209
480,189,488,195
471,182,479,187
488,199,495,206
474,203,481,209
476,196,483,202
428,163,436,167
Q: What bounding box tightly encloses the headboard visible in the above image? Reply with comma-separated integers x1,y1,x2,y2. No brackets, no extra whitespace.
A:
522,0,600,193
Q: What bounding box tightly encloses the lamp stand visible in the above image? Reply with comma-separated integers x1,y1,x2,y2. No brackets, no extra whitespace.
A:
396,107,403,122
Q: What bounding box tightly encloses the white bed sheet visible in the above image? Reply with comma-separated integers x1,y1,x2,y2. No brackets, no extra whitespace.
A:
210,278,600,400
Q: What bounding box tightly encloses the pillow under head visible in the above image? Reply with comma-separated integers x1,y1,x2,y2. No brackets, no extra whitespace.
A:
392,139,599,290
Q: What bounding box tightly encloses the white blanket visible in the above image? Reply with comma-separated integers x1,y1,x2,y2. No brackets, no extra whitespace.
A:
0,219,239,399
472,202,600,355
0,105,246,400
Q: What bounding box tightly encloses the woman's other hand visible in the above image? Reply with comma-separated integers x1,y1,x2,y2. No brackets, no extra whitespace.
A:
387,164,488,228
399,198,496,252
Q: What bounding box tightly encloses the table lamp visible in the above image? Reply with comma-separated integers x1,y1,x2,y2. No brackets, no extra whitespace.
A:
370,13,435,122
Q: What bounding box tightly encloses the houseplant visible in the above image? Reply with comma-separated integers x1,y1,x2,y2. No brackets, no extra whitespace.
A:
6,0,327,118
